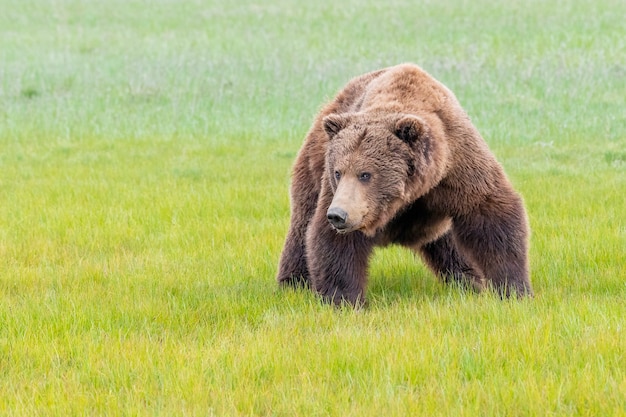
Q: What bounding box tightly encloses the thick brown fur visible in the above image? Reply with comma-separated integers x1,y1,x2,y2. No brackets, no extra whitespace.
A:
277,63,533,306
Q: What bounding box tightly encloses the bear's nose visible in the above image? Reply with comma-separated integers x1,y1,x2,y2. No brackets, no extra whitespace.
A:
327,207,348,228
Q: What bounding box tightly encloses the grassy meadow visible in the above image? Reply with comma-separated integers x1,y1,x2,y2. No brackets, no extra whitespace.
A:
1,0,625,415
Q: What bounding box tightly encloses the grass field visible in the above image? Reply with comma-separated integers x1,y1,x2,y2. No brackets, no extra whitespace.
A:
1,0,625,415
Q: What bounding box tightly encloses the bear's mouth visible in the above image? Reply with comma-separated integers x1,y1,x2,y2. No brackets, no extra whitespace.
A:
326,205,369,235
331,224,353,234
330,222,369,235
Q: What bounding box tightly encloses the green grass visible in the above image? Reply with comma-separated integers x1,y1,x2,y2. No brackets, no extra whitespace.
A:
1,0,625,415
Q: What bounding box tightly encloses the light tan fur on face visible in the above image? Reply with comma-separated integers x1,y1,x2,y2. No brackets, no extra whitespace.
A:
328,176,369,233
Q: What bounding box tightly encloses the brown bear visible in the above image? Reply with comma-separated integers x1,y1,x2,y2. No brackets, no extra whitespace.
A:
276,63,533,306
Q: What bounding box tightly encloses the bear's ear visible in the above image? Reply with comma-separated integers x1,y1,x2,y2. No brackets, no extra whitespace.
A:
323,114,349,138
394,115,428,144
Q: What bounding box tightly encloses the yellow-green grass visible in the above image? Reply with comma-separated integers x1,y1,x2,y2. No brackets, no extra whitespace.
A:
1,0,625,415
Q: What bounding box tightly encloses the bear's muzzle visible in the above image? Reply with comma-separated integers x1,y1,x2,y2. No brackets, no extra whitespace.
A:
327,207,349,231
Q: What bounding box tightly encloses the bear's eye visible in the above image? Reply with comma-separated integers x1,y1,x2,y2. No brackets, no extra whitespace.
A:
358,172,371,182
334,171,341,181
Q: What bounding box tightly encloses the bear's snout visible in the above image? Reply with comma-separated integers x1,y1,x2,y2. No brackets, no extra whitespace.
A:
327,207,348,230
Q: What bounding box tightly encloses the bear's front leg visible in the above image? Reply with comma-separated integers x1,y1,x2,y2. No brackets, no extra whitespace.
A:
305,198,374,306
454,193,533,298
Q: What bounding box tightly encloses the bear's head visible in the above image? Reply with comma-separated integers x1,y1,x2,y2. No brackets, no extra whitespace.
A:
323,112,443,237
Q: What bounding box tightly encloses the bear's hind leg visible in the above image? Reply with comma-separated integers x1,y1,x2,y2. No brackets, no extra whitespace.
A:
419,230,485,292
453,194,533,298
276,162,319,288
277,200,315,288
277,226,311,288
